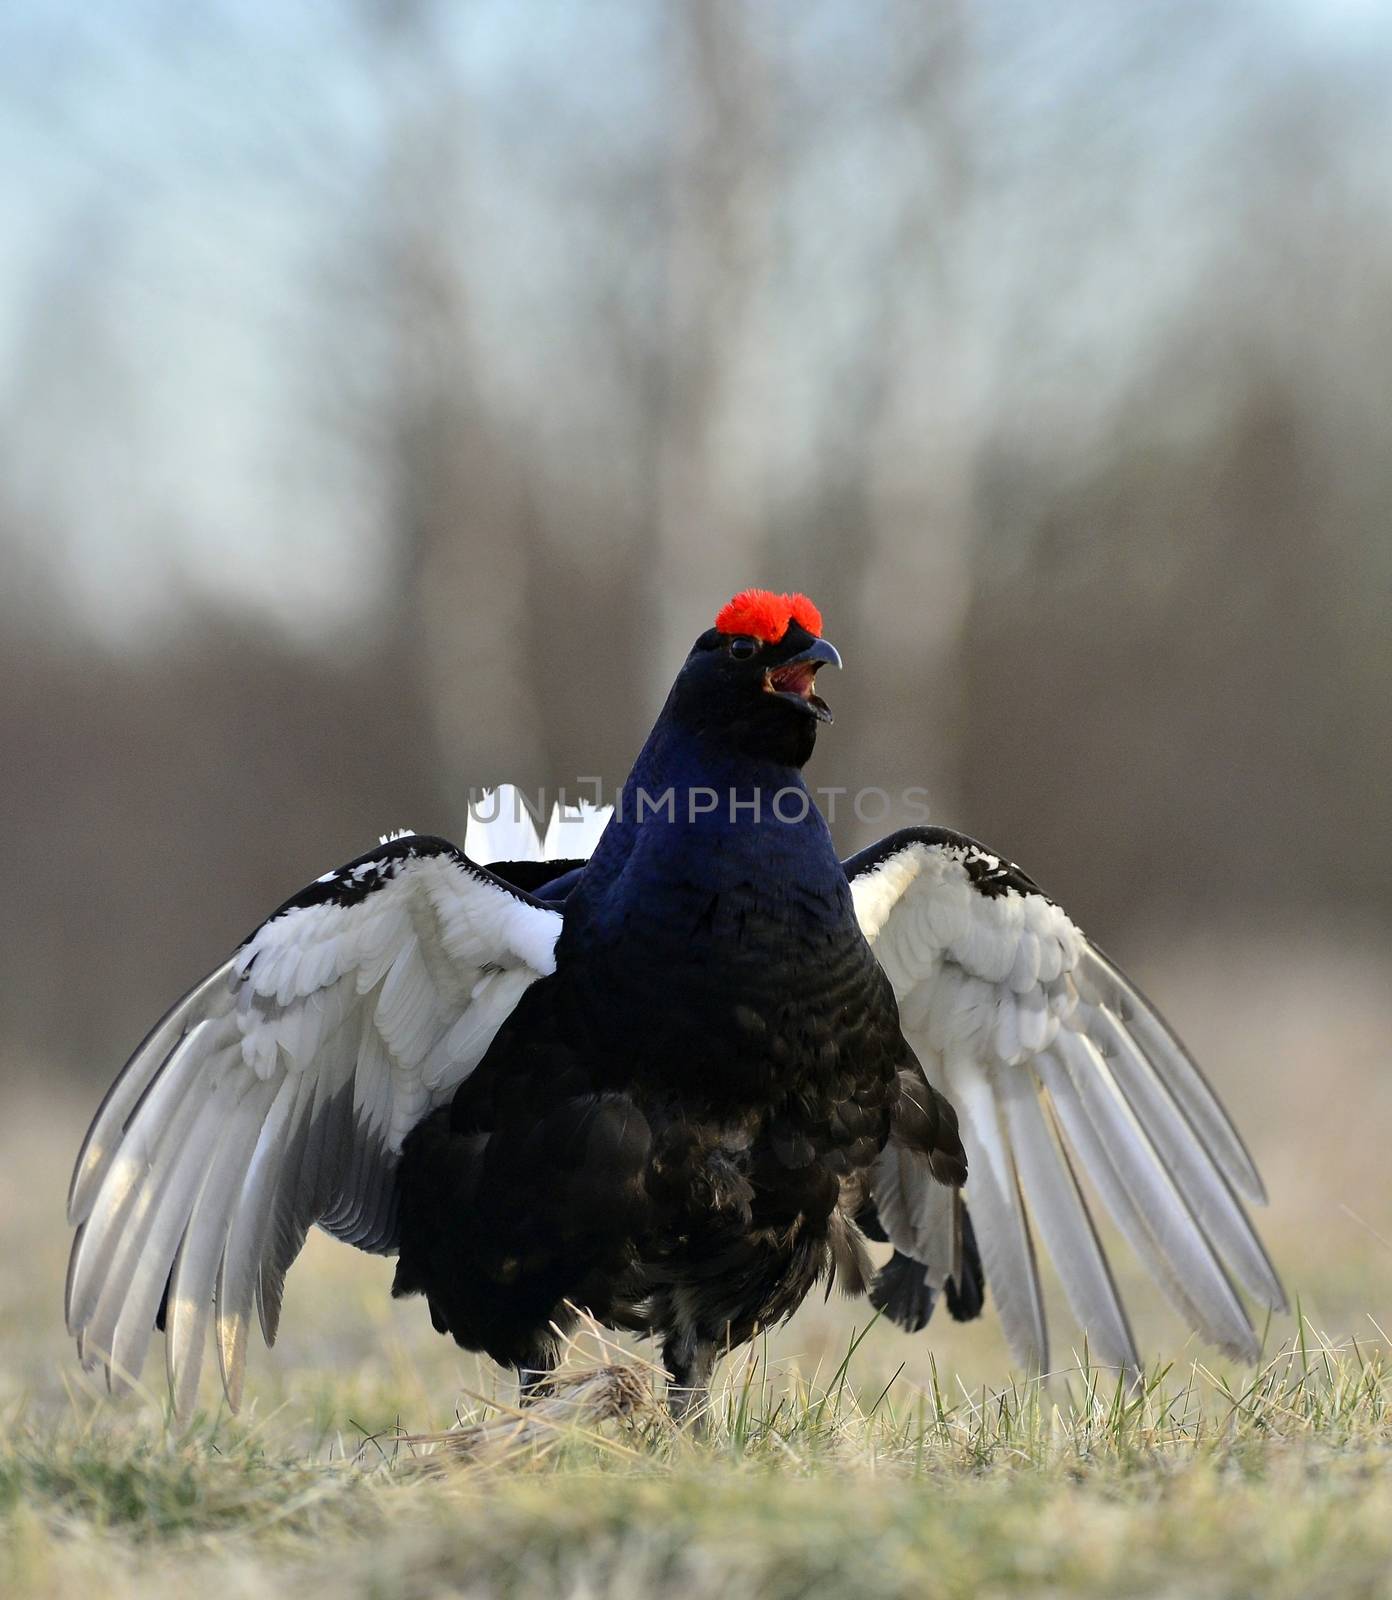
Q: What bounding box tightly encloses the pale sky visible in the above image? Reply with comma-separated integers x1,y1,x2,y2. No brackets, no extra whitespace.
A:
1,0,1388,645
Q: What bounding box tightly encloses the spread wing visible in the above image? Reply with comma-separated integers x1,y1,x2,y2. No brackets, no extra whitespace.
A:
65,828,567,1418
847,827,1286,1375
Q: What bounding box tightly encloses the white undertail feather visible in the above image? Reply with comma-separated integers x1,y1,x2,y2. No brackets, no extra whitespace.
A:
464,783,614,866
542,798,613,861
852,837,1285,1375
463,783,546,863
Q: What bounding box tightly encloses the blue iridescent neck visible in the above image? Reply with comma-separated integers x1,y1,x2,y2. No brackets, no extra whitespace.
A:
569,708,841,925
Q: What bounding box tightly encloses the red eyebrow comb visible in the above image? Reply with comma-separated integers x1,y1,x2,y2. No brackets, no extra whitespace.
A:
714,590,823,643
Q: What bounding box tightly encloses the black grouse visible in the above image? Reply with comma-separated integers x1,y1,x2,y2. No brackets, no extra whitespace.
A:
66,588,1285,1419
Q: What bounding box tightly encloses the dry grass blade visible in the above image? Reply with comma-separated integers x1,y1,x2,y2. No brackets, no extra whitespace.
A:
392,1362,659,1471
388,1308,668,1471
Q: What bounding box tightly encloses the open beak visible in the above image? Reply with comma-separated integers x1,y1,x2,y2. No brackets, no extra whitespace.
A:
764,637,841,723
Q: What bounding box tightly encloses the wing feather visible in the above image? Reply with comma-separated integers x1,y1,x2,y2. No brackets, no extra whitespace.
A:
1052,1027,1257,1356
994,1066,1138,1372
67,1020,235,1336
1033,1047,1209,1329
942,1050,1048,1370
214,1071,302,1411
1076,999,1284,1306
871,1142,956,1277
848,827,1282,1373
67,833,564,1415
166,1076,280,1418
68,963,238,1223
1078,947,1267,1204
103,1046,248,1392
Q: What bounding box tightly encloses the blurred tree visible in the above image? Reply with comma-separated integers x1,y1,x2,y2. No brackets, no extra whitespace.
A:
1,0,1391,1080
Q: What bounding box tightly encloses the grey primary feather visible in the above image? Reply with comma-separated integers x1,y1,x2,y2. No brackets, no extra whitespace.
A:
215,1072,302,1411
943,1050,1048,1371
71,1026,239,1379
1033,1047,1204,1326
166,1076,280,1419
993,1068,1139,1373
67,1016,224,1329
1077,1000,1285,1309
1047,1030,1258,1359
66,835,562,1417
68,963,239,1224
1077,948,1267,1204
255,1079,320,1347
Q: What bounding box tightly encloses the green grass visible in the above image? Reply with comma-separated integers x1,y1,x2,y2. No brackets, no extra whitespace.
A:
7,1331,1392,1599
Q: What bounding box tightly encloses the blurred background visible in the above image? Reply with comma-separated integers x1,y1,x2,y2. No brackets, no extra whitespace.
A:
2,0,1390,1421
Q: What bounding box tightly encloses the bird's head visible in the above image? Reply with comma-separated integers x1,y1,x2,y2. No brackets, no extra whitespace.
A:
668,589,842,769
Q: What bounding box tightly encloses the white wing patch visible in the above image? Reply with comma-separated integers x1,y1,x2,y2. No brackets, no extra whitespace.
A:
850,833,1284,1376
66,836,563,1418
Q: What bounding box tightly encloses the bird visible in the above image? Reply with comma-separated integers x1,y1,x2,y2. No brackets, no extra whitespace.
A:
65,587,1286,1421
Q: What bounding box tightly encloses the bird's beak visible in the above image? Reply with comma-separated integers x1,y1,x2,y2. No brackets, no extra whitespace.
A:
765,637,841,723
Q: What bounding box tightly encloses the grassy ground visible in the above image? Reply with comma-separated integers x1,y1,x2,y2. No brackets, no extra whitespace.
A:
5,927,1392,1597
8,1331,1392,1600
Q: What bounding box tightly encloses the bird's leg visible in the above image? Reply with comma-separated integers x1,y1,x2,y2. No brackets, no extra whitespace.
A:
516,1359,556,1404
663,1330,718,1431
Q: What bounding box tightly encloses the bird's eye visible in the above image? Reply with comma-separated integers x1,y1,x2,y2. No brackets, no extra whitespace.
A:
727,636,760,661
